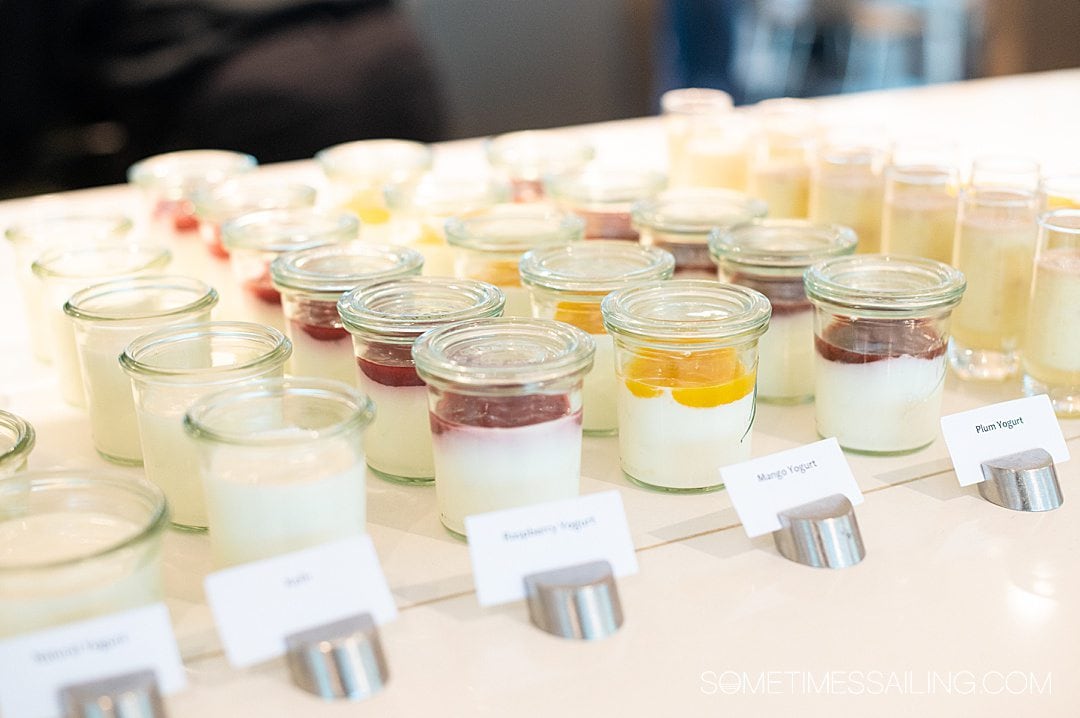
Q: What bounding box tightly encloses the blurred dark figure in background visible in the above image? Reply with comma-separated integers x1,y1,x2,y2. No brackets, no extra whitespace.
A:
0,0,446,198
654,0,745,107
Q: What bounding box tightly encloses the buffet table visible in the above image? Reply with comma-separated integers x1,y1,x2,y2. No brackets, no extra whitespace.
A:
2,69,1079,717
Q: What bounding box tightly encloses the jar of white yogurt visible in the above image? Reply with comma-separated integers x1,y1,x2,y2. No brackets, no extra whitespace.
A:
0,411,35,478
271,242,424,387
805,254,966,453
184,377,375,568
709,219,857,404
412,318,595,538
338,277,505,485
632,188,767,278
519,241,676,435
1022,209,1080,417
445,205,585,317
601,280,771,492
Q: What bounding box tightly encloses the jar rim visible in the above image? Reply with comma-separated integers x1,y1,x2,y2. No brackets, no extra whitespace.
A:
271,242,424,295
660,87,734,115
519,240,675,294
804,254,966,312
221,208,358,253
0,470,168,572
601,279,771,346
412,317,595,389
709,219,858,269
485,130,595,178
127,149,257,189
444,205,585,253
31,243,172,280
120,320,292,380
383,173,511,214
64,275,219,323
632,188,768,236
5,213,134,246
0,411,35,469
338,277,505,341
544,167,666,205
184,377,375,447
1038,208,1080,234
192,177,317,220
316,139,432,183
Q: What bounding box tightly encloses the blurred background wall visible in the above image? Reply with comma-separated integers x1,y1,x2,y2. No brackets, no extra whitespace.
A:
1,0,1078,199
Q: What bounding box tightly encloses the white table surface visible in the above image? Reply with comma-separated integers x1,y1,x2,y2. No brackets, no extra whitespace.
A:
2,69,1080,717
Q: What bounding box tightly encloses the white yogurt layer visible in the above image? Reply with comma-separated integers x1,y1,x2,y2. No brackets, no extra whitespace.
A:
617,389,754,490
289,328,356,386
582,334,617,434
756,308,814,402
814,354,945,453
433,413,582,535
360,378,434,481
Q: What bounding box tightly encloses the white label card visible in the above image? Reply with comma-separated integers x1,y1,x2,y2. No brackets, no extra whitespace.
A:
721,437,864,537
204,534,397,668
940,395,1070,487
0,603,186,718
465,490,638,607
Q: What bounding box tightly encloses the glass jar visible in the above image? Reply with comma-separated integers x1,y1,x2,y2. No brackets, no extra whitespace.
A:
221,208,358,331
272,243,424,386
5,213,133,363
316,139,431,229
184,377,375,567
192,176,318,259
486,130,595,202
747,98,817,219
127,149,257,234
602,280,770,492
32,243,172,407
445,205,585,317
519,241,675,434
545,167,666,240
412,318,594,537
0,411,35,477
1022,210,1080,417
120,321,292,529
661,88,748,190
809,129,887,253
0,470,167,637
949,185,1039,381
384,172,510,276
64,276,219,465
805,254,966,453
710,220,857,403
338,278,505,484
632,188,767,278
881,140,960,264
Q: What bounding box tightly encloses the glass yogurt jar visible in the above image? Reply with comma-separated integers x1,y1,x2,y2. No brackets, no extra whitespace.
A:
192,176,318,259
486,130,594,202
221,208,359,331
805,255,966,453
65,276,219,465
0,470,168,637
127,149,257,234
412,318,594,538
710,220,857,403
338,278,505,484
519,241,676,434
184,378,375,567
272,243,424,385
120,321,292,529
445,205,584,317
633,188,767,278
602,280,771,491
316,138,432,228
545,167,666,241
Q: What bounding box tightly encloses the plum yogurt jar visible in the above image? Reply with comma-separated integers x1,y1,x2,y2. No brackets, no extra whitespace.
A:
338,278,505,485
804,254,966,453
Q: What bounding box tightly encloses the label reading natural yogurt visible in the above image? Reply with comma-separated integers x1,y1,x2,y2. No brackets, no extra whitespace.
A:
940,395,1070,487
722,437,863,537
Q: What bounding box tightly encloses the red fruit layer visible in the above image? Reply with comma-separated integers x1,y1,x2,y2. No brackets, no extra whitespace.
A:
243,275,281,305
203,225,230,259
582,211,637,241
358,356,425,387
726,271,811,316
153,199,199,232
290,299,347,341
430,392,575,434
815,316,945,364
291,318,348,342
